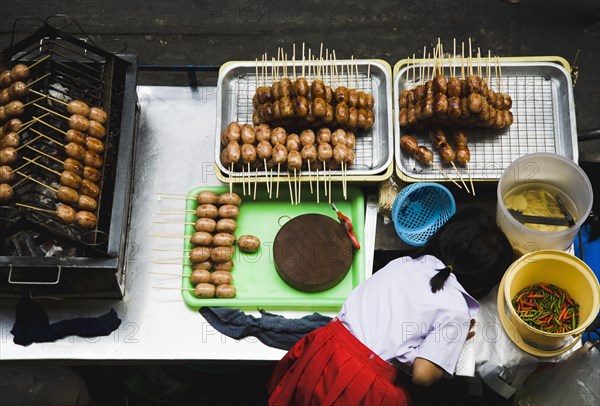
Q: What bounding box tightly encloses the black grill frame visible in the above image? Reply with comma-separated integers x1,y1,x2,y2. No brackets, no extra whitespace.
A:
0,25,138,298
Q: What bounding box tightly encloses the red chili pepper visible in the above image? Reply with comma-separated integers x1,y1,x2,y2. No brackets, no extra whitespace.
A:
539,284,554,294
528,294,544,298
558,307,567,321
565,295,574,306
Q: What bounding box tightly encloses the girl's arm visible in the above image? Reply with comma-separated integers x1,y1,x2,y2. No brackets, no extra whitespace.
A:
411,357,444,387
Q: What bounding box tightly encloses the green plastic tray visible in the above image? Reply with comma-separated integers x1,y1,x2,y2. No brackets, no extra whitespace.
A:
181,185,365,308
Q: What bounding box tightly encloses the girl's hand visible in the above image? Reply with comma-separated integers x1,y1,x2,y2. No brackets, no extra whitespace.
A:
466,319,476,340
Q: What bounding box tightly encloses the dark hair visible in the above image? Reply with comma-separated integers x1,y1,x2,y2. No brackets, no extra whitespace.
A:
411,207,513,299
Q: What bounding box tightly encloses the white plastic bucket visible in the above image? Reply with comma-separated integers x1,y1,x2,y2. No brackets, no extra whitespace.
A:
497,153,593,256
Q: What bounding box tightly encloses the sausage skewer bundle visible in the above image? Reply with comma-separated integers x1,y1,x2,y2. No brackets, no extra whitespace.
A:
152,191,263,299
0,56,51,88
14,141,102,228
31,104,105,177
15,202,80,225
221,122,355,203
428,128,470,193
400,135,463,189
450,129,475,195
23,157,99,213
399,39,513,132
0,156,43,202
253,51,375,133
399,39,513,192
0,93,39,201
10,171,97,228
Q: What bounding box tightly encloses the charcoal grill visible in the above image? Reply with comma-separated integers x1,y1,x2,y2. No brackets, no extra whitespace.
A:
0,25,138,298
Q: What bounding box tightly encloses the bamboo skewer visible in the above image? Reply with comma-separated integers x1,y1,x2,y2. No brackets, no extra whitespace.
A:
31,115,66,136
229,163,233,194
461,42,465,80
28,127,63,146
151,271,192,277
276,163,281,198
254,168,258,200
322,161,327,197
155,193,195,201
149,234,192,238
477,47,482,78
269,167,273,199
486,50,491,85
15,170,56,192
158,210,195,214
287,172,294,205
5,156,40,174
24,72,51,89
23,156,61,177
153,221,195,225
24,54,51,70
294,168,298,205
293,43,297,80
153,248,192,252
15,133,42,151
430,162,462,189
497,56,503,94
241,162,246,196
316,167,320,204
151,257,191,263
23,145,60,166
298,169,302,203
451,161,470,194
466,163,475,196
152,286,195,292
307,160,313,194
328,170,332,204
452,38,456,78
14,202,60,215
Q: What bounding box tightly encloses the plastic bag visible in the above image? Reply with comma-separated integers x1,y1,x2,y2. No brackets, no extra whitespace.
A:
513,341,600,406
377,177,400,225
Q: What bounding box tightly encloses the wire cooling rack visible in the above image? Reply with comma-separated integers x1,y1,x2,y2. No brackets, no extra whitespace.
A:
216,59,394,178
394,60,577,182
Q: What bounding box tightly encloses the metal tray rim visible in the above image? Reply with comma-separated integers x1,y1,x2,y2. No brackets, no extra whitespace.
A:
392,58,578,182
214,59,394,178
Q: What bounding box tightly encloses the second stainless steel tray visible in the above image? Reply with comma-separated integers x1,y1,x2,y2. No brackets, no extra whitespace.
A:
393,57,578,182
215,59,393,179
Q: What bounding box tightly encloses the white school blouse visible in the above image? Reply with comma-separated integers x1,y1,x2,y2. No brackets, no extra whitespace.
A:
337,255,480,376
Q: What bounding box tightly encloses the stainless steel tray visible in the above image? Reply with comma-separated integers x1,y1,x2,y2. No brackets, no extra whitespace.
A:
215,59,393,180
393,57,578,182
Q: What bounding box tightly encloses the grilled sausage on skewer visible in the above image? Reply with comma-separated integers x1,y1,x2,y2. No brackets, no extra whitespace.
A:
78,195,98,211
67,100,90,117
0,165,14,183
75,211,97,229
56,204,77,223
0,183,13,203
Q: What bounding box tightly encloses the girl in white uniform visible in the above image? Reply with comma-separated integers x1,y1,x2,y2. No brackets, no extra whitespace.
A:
268,208,513,405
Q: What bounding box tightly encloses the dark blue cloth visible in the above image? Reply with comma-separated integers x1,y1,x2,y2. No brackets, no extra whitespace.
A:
10,298,121,346
199,307,332,350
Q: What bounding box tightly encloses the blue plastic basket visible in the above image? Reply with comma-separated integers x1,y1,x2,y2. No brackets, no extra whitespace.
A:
392,183,456,247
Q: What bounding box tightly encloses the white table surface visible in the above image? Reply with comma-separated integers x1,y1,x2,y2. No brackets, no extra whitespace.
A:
0,86,377,361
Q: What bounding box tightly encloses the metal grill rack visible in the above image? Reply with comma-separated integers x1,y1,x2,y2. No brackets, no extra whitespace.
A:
215,59,394,180
394,58,577,182
0,24,138,298
2,42,112,245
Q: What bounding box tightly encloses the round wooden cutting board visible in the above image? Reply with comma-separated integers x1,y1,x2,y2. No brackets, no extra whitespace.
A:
273,213,354,293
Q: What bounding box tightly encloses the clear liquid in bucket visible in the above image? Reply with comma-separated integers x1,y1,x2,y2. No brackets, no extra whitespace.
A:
503,183,578,232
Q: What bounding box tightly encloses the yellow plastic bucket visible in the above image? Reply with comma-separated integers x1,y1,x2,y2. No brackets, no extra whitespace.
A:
497,250,600,357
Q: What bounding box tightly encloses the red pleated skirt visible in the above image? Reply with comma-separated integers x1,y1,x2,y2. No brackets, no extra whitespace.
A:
267,319,410,405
